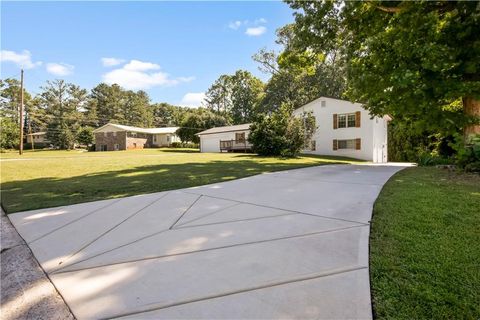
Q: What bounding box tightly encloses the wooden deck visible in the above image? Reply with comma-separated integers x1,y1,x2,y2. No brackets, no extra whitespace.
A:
220,140,252,152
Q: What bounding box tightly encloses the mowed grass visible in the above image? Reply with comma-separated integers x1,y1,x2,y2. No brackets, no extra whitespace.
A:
1,148,360,213
370,167,480,319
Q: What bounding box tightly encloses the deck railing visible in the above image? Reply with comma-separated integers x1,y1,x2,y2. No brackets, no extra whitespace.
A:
219,139,252,152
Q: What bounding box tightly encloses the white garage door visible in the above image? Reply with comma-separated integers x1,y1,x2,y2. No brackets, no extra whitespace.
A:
200,136,220,153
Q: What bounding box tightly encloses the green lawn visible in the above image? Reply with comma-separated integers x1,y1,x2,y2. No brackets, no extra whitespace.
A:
0,148,360,213
370,167,480,319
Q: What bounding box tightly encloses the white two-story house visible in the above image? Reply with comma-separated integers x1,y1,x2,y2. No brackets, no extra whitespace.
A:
293,96,390,162
197,96,389,162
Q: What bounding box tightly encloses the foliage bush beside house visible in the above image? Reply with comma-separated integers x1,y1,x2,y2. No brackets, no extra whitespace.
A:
249,103,316,157
451,134,480,172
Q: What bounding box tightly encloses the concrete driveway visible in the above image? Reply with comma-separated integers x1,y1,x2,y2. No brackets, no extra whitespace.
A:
9,164,405,319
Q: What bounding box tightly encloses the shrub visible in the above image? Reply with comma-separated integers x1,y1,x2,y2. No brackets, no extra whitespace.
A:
451,134,480,172
417,152,453,167
170,142,199,149
388,120,457,162
23,142,49,149
465,161,480,173
248,103,315,157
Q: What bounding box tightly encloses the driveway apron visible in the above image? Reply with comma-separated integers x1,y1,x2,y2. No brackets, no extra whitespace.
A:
9,164,405,319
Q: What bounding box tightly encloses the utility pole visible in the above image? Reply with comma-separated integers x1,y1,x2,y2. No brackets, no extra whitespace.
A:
19,69,24,155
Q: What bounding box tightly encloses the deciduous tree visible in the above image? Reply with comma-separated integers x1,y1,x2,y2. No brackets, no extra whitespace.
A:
287,0,480,140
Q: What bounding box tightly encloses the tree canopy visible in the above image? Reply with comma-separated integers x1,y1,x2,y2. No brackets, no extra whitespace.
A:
204,70,264,124
176,109,228,143
287,0,480,139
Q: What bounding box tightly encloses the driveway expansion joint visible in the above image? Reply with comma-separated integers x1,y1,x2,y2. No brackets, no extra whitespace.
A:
9,164,407,319
180,190,370,226
52,223,367,274
108,265,368,319
53,192,170,272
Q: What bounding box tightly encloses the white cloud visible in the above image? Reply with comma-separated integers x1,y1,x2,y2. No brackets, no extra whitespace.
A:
245,26,267,36
102,59,193,90
229,18,267,36
178,76,196,82
123,60,160,71
228,20,242,30
180,92,206,108
255,18,267,24
0,50,42,69
46,63,74,76
101,57,125,67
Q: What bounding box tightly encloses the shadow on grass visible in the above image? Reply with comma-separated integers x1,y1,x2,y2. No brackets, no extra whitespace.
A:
157,148,200,153
1,159,343,213
230,153,365,162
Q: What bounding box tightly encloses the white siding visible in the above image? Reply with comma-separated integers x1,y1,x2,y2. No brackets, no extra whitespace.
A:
372,117,389,163
293,97,388,162
152,133,181,147
199,131,250,153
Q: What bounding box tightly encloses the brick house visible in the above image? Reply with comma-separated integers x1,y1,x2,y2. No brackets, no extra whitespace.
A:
93,123,180,151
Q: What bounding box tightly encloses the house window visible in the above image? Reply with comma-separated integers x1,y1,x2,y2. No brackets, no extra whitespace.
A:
338,114,347,128
347,114,356,127
236,132,245,143
321,100,326,108
153,135,157,142
336,112,359,129
338,139,356,149
114,144,119,151
167,135,171,143
113,131,117,137
103,132,107,137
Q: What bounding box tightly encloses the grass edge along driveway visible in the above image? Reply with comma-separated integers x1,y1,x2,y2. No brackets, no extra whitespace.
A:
370,167,480,319
1,149,362,213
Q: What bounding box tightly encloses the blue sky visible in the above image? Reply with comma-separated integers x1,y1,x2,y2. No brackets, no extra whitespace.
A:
1,1,294,106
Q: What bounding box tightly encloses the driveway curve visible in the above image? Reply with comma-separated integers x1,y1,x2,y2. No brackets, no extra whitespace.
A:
9,164,406,319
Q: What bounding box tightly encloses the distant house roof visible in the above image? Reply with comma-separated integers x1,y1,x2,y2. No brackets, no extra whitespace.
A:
93,123,179,134
30,132,47,136
196,123,251,136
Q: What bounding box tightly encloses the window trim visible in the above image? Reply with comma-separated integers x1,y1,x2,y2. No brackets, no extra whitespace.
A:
334,111,361,129
235,132,246,143
337,113,356,128
338,114,347,128
337,139,357,150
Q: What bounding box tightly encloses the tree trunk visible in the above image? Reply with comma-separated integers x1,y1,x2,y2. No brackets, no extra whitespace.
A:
463,96,480,141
